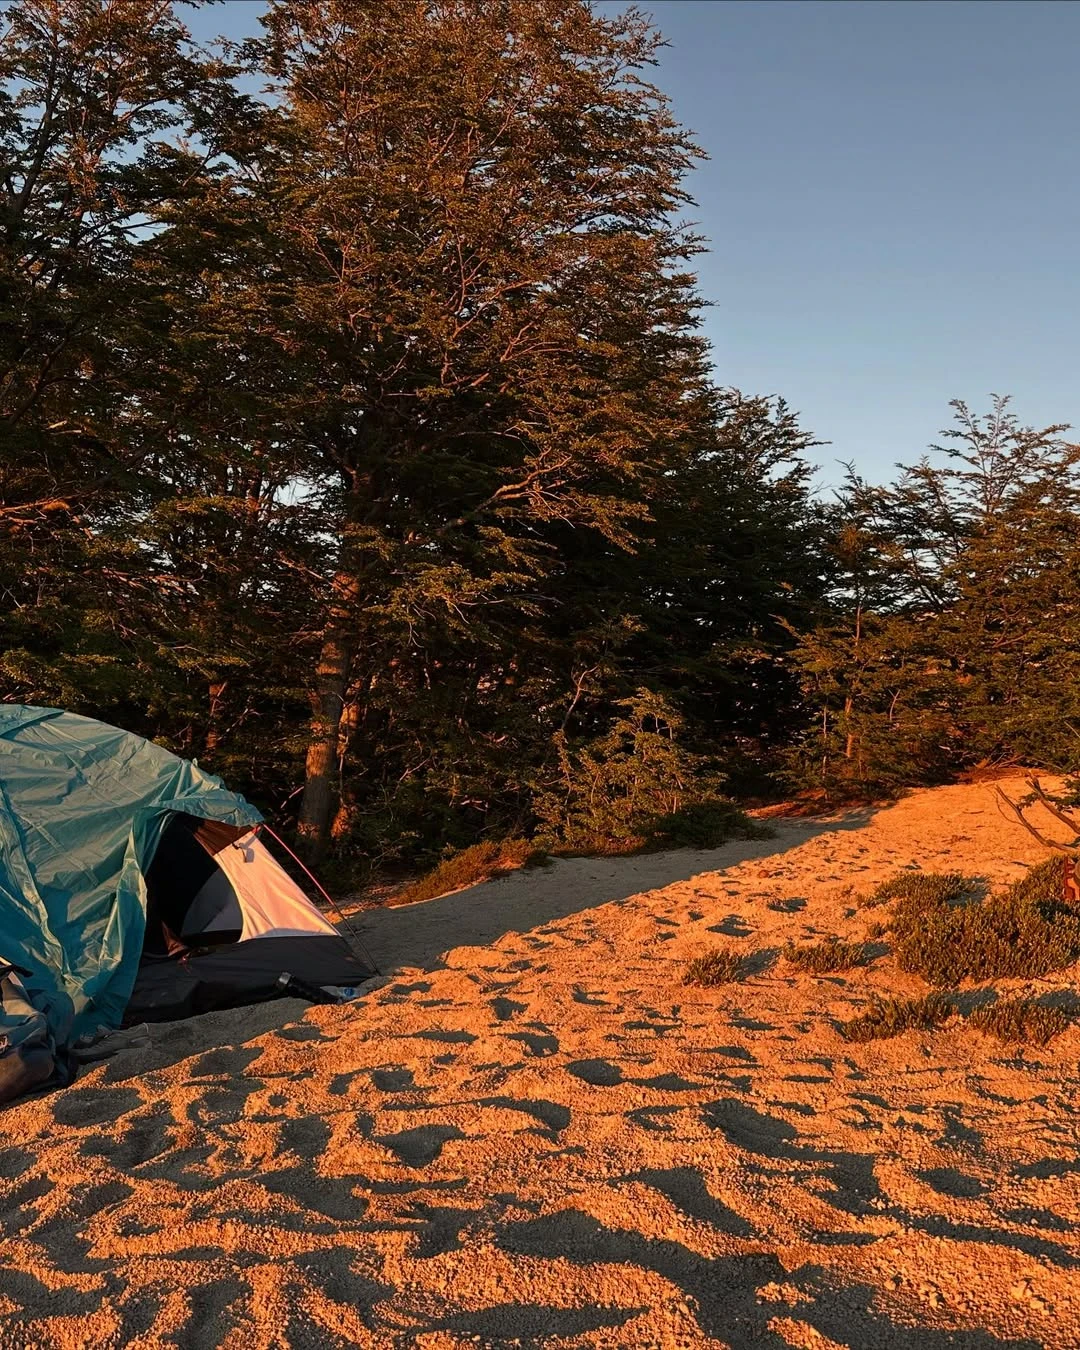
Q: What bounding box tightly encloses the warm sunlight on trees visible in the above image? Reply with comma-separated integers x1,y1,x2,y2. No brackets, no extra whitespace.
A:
215,0,716,854
0,0,237,710
5,2,1078,870
789,398,1080,795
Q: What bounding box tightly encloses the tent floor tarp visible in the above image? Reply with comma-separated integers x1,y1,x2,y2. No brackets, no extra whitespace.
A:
126,936,372,1023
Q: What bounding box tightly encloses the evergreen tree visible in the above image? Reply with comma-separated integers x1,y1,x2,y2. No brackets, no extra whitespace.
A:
790,398,1080,793
184,0,716,855
0,0,241,718
636,391,833,787
0,1,881,863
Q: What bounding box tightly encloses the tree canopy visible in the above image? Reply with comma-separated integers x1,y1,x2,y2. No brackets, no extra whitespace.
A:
3,2,1073,875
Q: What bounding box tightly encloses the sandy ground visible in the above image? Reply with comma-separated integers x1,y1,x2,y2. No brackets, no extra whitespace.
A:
2,778,1080,1350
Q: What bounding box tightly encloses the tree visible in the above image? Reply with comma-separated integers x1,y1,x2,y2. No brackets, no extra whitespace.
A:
789,398,1080,793
185,0,715,856
0,1,848,863
633,391,833,786
532,687,714,853
0,0,241,719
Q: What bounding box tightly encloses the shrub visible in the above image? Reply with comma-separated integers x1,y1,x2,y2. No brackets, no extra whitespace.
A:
394,838,548,905
891,860,1080,986
533,691,761,856
683,946,746,987
861,871,975,911
839,993,954,1043
1002,855,1066,907
784,937,867,973
645,799,772,850
968,997,1069,1047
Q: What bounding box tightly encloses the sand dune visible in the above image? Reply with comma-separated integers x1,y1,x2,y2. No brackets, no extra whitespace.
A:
2,779,1078,1349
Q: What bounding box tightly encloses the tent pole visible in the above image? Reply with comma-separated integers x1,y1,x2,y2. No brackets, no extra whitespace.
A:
258,824,380,976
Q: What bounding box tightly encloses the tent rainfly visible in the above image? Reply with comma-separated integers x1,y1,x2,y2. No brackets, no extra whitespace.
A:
0,705,373,1105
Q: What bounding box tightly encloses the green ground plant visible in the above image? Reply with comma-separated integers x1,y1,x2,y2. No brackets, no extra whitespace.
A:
784,937,867,973
860,871,975,911
394,839,548,905
889,859,1080,985
839,993,955,1042
645,800,773,851
683,946,746,987
967,997,1069,1047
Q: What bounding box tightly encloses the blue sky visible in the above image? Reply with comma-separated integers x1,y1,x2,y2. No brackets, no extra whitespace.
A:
186,0,1080,485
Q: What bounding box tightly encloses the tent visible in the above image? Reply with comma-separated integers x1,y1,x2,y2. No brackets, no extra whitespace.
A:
0,704,374,1104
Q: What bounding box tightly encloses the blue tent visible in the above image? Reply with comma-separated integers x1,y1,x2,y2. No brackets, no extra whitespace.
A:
1,705,371,1104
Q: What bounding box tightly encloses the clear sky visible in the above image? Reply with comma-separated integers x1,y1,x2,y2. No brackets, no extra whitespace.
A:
185,0,1080,485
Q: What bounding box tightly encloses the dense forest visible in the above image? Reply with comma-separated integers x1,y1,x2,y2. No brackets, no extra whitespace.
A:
3,0,1077,878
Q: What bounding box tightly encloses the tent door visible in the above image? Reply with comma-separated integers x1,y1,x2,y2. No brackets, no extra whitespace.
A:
143,813,244,954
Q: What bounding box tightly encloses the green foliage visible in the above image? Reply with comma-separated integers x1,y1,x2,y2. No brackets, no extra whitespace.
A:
861,871,976,911
0,0,762,854
1002,855,1068,907
890,860,1080,986
530,692,766,855
534,691,713,853
0,0,845,865
839,993,955,1043
841,986,1069,1047
784,937,867,973
629,393,836,781
14,2,1078,874
968,997,1069,1047
221,0,727,854
683,946,746,987
645,800,773,850
788,398,1080,796
393,839,548,906
0,0,245,720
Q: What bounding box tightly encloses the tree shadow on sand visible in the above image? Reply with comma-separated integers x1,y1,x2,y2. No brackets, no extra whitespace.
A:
356,812,872,975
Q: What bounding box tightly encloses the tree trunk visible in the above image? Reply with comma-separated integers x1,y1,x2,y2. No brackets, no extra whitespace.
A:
843,700,855,761
331,694,363,841
297,570,361,859
844,605,863,760
205,680,228,756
